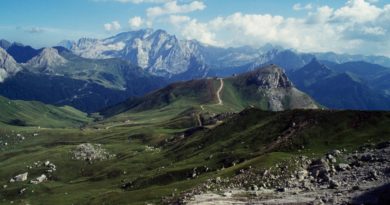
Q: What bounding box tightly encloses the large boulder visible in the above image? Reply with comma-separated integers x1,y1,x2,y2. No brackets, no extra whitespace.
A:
10,172,28,182
308,159,330,182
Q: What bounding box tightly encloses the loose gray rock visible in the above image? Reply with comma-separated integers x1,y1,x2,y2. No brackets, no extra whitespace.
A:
10,172,28,182
308,159,330,181
336,163,351,171
30,174,47,184
72,143,115,162
328,179,340,189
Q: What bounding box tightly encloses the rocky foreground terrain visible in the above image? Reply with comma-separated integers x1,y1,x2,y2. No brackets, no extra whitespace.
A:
164,141,390,205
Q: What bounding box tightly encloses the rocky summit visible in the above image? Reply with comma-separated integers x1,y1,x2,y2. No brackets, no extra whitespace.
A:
25,47,68,71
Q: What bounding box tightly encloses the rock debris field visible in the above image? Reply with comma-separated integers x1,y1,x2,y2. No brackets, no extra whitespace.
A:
165,141,390,205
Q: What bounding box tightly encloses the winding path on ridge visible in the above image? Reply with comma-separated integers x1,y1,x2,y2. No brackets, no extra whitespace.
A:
197,78,224,127
216,78,224,105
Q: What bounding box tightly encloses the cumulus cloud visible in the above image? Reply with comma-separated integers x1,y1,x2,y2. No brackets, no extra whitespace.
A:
333,0,382,23
168,15,218,46
164,0,390,56
104,21,121,31
128,16,144,28
147,0,205,18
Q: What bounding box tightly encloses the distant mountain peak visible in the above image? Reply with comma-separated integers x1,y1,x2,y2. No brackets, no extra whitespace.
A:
241,65,294,89
25,47,68,70
301,58,332,74
0,47,22,82
307,58,323,67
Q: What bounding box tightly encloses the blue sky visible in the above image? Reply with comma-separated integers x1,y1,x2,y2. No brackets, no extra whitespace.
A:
0,0,389,56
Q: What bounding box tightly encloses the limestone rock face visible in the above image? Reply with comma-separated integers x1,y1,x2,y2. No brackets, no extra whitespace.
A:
62,29,209,78
25,48,68,71
235,65,319,111
251,66,294,89
0,48,22,82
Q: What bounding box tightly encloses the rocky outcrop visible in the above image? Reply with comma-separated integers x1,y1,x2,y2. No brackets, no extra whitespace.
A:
72,143,115,162
233,65,319,111
0,48,22,82
167,141,390,205
251,66,293,89
10,172,28,182
24,47,68,71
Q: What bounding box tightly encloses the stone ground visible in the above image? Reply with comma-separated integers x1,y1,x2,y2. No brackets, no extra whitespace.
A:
165,141,390,205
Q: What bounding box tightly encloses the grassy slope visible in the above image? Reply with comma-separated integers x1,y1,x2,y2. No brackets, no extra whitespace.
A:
0,96,91,128
101,66,318,126
1,108,389,204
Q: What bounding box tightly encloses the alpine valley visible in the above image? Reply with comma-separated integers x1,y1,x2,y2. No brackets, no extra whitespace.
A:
1,27,390,205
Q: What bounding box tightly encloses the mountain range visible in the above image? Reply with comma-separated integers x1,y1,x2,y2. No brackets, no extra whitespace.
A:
288,59,390,110
1,28,390,111
59,29,390,76
0,46,166,112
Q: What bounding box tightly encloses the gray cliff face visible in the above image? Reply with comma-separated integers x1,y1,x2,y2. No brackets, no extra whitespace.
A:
232,65,318,111
24,48,68,72
253,66,294,89
63,29,208,78
63,29,277,79
0,48,22,82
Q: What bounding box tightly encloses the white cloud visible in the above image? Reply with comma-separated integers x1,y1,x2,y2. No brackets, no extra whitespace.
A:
362,26,386,35
162,0,390,56
168,15,191,24
333,0,382,23
306,6,334,24
104,21,121,31
293,3,313,11
128,16,144,28
167,15,218,46
147,0,206,18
